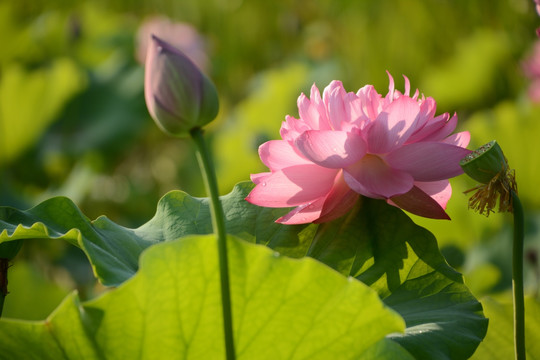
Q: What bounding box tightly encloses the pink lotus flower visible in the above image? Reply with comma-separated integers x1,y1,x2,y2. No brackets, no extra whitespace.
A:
245,73,471,224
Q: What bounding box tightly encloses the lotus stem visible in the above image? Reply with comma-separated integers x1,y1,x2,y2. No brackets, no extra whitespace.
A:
0,258,8,317
512,190,525,360
190,127,235,360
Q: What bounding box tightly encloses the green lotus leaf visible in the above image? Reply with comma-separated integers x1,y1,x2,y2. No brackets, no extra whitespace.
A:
0,235,405,359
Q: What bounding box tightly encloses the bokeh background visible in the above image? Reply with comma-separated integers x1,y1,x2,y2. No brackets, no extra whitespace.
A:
1,0,540,344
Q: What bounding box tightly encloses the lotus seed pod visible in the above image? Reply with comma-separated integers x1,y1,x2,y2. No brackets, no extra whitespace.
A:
460,140,507,184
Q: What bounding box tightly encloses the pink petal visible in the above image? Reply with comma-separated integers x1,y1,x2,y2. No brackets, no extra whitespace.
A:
415,180,452,209
280,115,310,142
406,113,455,144
419,97,437,118
316,190,359,223
316,172,360,223
250,172,271,185
259,140,310,171
278,170,361,224
388,185,450,220
245,164,338,207
405,97,437,140
325,83,348,130
297,93,314,125
365,96,422,153
295,130,367,169
344,154,414,198
297,91,331,131
386,71,396,102
427,112,458,141
384,142,471,182
322,81,344,106
344,92,364,123
403,75,411,96
356,85,382,121
309,84,332,130
276,198,325,224
442,131,471,148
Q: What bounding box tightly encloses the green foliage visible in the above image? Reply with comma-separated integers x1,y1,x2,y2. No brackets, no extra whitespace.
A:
0,235,405,360
214,63,312,193
2,261,70,320
421,30,514,111
0,183,487,359
0,59,85,165
0,240,22,260
473,296,540,359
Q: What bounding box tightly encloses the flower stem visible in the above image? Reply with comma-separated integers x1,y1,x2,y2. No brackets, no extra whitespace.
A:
0,258,8,317
190,127,235,360
512,190,525,360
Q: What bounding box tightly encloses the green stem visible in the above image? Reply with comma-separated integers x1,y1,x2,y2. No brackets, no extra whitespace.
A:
512,191,525,360
0,258,9,317
190,127,235,360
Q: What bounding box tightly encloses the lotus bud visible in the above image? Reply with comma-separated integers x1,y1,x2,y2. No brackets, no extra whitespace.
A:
144,35,219,137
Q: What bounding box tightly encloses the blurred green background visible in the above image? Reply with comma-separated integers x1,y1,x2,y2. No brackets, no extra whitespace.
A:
1,0,540,346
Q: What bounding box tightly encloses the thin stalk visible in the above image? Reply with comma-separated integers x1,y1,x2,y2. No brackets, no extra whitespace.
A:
190,127,235,360
512,190,525,360
0,258,8,317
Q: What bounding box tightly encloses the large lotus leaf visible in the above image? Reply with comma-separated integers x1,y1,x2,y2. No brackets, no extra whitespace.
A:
0,235,405,359
0,182,487,358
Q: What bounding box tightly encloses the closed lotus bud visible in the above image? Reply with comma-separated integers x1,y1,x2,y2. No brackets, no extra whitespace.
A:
144,35,219,137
